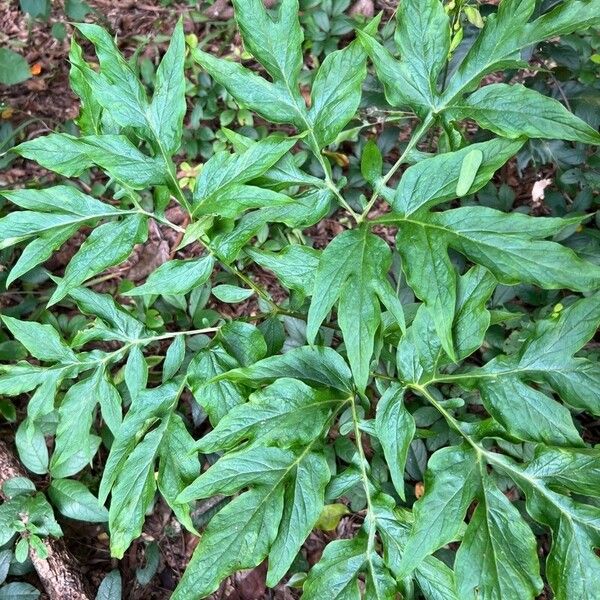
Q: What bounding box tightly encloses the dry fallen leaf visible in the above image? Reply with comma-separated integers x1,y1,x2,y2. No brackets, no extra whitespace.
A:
415,482,425,499
531,178,552,207
323,150,350,168
350,0,375,17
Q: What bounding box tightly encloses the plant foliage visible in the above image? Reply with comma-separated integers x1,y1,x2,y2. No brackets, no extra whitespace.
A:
2,1,600,598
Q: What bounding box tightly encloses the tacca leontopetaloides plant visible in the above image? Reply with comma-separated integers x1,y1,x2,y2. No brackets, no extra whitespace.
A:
2,1,600,598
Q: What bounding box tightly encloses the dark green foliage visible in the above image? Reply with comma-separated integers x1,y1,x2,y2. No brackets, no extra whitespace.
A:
1,1,600,598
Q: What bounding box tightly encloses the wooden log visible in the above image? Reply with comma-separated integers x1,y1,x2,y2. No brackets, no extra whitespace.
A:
0,440,91,600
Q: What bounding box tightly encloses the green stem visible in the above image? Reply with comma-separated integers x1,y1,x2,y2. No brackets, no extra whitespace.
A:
349,393,377,556
358,113,436,223
313,147,361,222
129,326,220,344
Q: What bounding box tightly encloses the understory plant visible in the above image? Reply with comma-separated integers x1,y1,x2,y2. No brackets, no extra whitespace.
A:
2,0,600,598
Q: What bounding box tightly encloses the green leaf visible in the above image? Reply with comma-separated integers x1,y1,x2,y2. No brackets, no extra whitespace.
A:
192,135,297,206
266,451,330,586
0,211,89,251
95,571,122,600
397,220,457,361
65,0,90,20
1,317,77,364
0,363,51,397
68,285,146,343
357,0,450,116
232,0,303,89
491,452,600,600
455,149,483,197
442,0,600,102
454,463,543,600
136,542,159,585
178,443,328,590
398,445,479,577
302,538,363,599
449,83,600,144
478,376,583,447
0,549,11,584
526,0,600,42
187,346,246,425
69,38,102,134
394,0,450,105
219,321,267,367
13,134,169,187
391,138,524,216
185,448,296,500
194,184,294,219
20,0,49,18
396,206,599,360
109,421,166,558
373,496,459,600
6,225,79,285
50,374,103,478
175,359,337,598
172,487,285,599
361,140,382,184
73,23,149,132
221,128,321,189
209,188,332,262
2,478,36,499
162,336,186,382
99,382,180,503
48,215,147,306
302,536,396,600
545,512,600,600
308,38,368,148
195,378,344,453
431,208,597,290
94,370,122,436
124,345,148,400
48,479,108,523
20,493,62,538
192,48,303,125
125,255,214,297
357,29,427,117
147,18,186,155
459,293,600,440
157,413,201,533
397,265,495,382
0,582,40,599
375,384,415,500
0,48,31,86
307,227,405,391
453,265,496,361
191,0,305,127
396,304,441,385
524,446,600,498
211,284,254,303
175,443,311,595
245,245,319,297
15,420,49,475
214,345,353,393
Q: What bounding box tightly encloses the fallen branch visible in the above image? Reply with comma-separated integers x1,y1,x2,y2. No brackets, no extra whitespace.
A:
0,440,91,600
